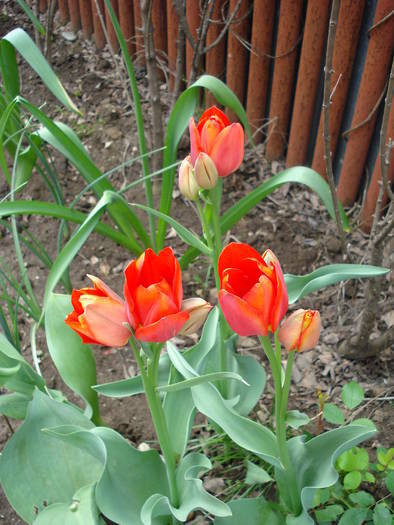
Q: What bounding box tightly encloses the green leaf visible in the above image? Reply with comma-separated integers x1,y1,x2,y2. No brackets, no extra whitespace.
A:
348,491,375,507
214,497,284,525
337,448,369,472
0,390,100,524
385,471,394,495
45,293,101,424
338,507,369,525
315,504,344,523
166,340,280,467
0,391,31,419
132,203,211,255
14,0,46,35
373,503,392,525
141,453,231,524
3,29,78,112
285,264,389,304
286,410,310,429
157,370,248,393
33,484,102,525
363,472,376,483
344,471,362,491
245,461,273,484
323,403,345,425
377,448,394,467
350,418,376,430
157,74,252,249
342,382,365,410
0,40,20,102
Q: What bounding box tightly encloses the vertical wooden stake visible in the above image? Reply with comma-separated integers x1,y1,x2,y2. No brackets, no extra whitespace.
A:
119,0,135,58
105,0,120,53
205,0,226,106
167,0,179,91
68,0,81,32
92,0,106,49
80,0,93,39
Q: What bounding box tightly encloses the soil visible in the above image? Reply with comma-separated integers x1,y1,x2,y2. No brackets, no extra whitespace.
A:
0,3,393,524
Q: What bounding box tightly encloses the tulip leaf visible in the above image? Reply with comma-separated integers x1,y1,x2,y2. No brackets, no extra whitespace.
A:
157,370,248,393
0,391,31,419
166,340,280,467
132,203,212,255
0,390,100,524
33,484,103,525
2,29,78,112
45,293,101,424
245,461,273,484
285,263,389,304
214,497,284,525
157,74,252,249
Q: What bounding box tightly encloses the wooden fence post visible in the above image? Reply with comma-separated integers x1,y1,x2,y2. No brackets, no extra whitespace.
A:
226,0,251,122
185,0,200,83
311,0,365,177
205,0,226,107
286,0,331,166
58,0,69,23
265,0,304,160
68,0,81,32
91,0,106,49
166,0,178,90
104,0,120,52
337,0,394,205
119,0,135,58
133,0,145,64
152,0,167,80
80,0,93,39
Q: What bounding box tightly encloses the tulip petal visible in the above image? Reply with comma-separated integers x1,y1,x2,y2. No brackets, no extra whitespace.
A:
135,282,178,325
299,311,321,352
65,311,98,344
87,274,123,302
218,243,262,280
135,311,189,342
197,106,230,133
243,276,274,331
189,117,202,166
83,299,130,347
219,290,267,336
210,123,244,177
200,119,222,154
278,310,304,351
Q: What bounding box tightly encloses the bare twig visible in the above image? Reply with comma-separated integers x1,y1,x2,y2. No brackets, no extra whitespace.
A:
204,0,243,53
322,0,347,256
33,0,41,49
174,0,197,52
172,21,185,108
3,415,14,434
44,0,58,62
368,9,394,34
188,0,215,85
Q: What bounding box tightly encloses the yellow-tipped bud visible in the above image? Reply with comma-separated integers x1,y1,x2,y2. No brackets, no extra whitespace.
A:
179,297,212,335
194,152,218,190
179,155,200,201
278,309,321,352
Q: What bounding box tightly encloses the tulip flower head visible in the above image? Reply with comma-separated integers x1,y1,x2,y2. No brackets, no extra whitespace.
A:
218,243,288,336
179,298,212,336
65,275,130,347
124,247,190,343
278,309,321,352
178,155,200,201
189,106,244,178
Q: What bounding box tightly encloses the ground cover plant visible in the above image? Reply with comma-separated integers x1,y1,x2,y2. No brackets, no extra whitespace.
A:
0,4,392,525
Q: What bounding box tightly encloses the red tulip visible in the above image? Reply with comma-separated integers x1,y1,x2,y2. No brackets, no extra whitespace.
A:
65,275,130,347
124,247,189,342
218,243,288,336
278,309,321,352
189,106,244,178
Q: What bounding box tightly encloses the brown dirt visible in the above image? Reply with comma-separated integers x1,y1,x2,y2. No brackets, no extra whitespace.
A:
0,3,393,524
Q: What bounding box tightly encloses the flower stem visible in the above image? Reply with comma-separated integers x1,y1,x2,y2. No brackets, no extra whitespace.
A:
130,338,180,510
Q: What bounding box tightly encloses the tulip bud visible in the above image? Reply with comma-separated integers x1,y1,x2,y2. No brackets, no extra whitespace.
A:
179,297,212,335
194,152,218,190
179,155,200,201
278,309,321,352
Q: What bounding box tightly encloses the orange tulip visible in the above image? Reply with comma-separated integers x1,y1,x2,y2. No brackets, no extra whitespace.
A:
65,275,130,347
278,309,321,352
189,106,244,178
124,247,190,342
218,243,288,336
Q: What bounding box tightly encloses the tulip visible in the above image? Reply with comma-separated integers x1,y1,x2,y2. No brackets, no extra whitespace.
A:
189,106,244,178
218,243,288,336
65,275,130,347
278,309,321,352
178,155,200,201
179,298,212,335
194,152,218,190
124,247,190,342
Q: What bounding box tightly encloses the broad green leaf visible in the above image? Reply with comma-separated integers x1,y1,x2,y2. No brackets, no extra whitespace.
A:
132,203,211,255
0,199,137,251
157,74,252,249
348,491,375,507
0,390,100,524
156,370,248,392
214,497,284,525
0,40,20,102
14,134,42,189
33,484,102,525
350,418,376,430
285,264,389,304
45,293,100,424
341,382,365,410
385,471,394,495
344,470,362,491
166,340,280,467
373,503,392,525
0,391,31,419
338,507,369,525
323,403,345,425
3,29,78,112
337,448,369,472
141,453,230,524
245,461,273,484
315,504,344,523
286,410,310,430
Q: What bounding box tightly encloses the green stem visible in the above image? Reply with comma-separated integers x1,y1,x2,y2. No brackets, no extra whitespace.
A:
259,336,301,515
130,338,179,510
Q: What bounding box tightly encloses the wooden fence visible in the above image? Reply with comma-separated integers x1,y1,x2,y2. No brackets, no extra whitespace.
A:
35,0,393,230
